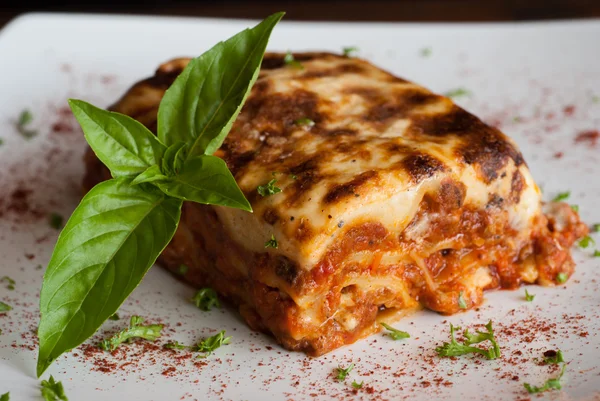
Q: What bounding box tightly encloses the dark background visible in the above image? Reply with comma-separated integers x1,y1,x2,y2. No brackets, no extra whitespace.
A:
1,0,600,28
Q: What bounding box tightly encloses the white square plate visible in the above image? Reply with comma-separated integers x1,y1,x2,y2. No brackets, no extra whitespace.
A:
0,13,599,401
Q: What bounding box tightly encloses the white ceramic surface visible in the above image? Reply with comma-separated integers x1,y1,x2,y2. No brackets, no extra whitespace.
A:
0,13,599,401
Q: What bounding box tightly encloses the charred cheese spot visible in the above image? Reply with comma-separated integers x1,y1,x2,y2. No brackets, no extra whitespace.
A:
437,179,467,211
263,208,280,225
301,62,367,79
242,89,323,135
510,170,526,204
323,171,378,204
363,90,440,125
486,193,505,209
275,255,301,285
400,153,447,184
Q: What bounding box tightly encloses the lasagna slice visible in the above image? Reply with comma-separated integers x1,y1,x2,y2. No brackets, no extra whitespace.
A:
83,53,587,355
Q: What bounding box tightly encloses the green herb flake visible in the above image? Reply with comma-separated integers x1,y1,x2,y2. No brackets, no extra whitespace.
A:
420,47,432,57
178,264,189,275
552,191,570,202
257,179,282,197
592,223,600,233
98,316,163,352
192,330,231,357
336,364,354,381
524,289,535,302
1,276,15,290
108,313,120,321
164,341,188,350
436,321,500,360
48,213,63,230
294,117,315,127
457,291,467,309
592,95,599,104
543,350,564,365
380,322,410,340
556,272,568,284
290,174,298,180
351,380,363,389
593,250,600,257
0,392,8,401
191,288,220,311
284,51,303,70
265,234,278,249
524,363,566,394
578,235,595,249
0,138,4,146
444,88,471,99
570,204,579,212
343,46,359,57
0,302,12,312
40,375,68,401
16,109,37,139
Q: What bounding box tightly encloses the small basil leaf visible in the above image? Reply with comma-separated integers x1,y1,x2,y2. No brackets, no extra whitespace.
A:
69,99,166,177
161,142,188,176
157,12,284,157
131,165,169,185
155,155,251,212
37,178,182,376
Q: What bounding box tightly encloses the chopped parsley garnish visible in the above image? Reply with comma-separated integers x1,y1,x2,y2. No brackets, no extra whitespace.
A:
98,316,163,352
444,88,471,99
0,392,8,401
556,272,568,284
380,322,410,340
257,179,282,197
420,47,432,57
552,191,570,202
264,234,278,249
0,302,12,312
592,223,600,233
436,321,500,360
543,350,564,364
164,341,188,350
0,138,4,146
336,364,354,381
457,291,468,309
593,250,600,257
351,381,363,389
578,235,595,249
108,313,120,321
16,109,37,139
525,289,535,302
284,51,303,69
290,174,298,180
570,205,579,212
49,213,63,230
524,363,566,394
1,276,15,290
40,375,68,401
342,46,358,57
192,330,231,357
191,288,220,311
294,117,315,127
178,264,189,275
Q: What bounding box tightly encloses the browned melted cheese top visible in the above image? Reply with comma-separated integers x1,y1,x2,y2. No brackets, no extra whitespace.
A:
110,52,542,270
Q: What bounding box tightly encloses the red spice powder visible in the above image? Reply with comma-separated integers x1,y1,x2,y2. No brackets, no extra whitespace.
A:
575,130,599,147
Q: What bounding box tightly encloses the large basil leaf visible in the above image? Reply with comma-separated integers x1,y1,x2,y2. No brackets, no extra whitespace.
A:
157,12,284,157
37,179,182,376
156,155,251,212
69,99,166,177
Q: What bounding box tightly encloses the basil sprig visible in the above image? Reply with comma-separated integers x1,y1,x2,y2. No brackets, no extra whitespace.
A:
36,12,283,377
